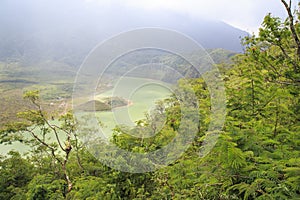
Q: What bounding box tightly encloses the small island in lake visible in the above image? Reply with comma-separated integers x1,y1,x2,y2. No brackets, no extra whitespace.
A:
76,96,130,112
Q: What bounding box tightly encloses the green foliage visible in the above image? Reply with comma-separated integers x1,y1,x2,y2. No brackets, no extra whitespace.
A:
1,2,300,199
0,151,34,200
66,176,117,200
26,174,65,200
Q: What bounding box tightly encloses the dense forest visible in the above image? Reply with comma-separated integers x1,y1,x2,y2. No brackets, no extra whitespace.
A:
0,1,300,200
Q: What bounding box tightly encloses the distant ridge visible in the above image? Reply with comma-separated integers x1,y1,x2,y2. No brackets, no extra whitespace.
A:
0,0,248,67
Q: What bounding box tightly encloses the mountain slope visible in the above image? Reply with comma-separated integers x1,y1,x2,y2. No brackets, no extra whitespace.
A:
0,0,247,67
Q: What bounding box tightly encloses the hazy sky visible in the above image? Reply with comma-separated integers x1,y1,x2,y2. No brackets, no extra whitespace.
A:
85,0,298,33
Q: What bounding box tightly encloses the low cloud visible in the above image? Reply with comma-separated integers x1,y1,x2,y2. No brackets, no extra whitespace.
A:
85,0,288,33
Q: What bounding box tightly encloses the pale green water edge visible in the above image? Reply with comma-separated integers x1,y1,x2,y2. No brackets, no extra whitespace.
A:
0,77,172,155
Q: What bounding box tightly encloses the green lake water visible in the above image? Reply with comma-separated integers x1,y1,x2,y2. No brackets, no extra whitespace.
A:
0,77,172,154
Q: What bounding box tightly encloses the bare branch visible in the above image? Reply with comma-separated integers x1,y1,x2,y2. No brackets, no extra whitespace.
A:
26,127,62,165
281,0,300,57
31,100,66,152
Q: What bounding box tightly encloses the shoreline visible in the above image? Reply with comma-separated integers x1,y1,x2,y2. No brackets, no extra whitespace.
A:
112,99,133,110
